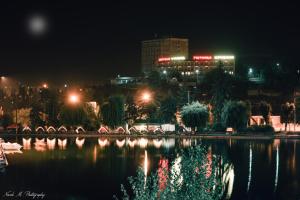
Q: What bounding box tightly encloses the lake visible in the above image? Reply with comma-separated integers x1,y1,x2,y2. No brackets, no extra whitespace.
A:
0,136,299,200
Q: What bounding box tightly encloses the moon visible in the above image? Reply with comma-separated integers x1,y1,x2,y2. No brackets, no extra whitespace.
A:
27,14,48,36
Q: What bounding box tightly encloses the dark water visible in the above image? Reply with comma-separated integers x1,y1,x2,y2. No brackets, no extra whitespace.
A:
0,136,299,200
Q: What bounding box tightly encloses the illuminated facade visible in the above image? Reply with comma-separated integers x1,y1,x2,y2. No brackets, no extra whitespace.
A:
156,55,235,81
141,38,189,74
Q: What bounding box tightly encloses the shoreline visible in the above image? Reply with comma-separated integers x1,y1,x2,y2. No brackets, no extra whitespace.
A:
1,132,300,140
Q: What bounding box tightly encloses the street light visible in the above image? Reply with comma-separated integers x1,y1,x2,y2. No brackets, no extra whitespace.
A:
142,92,151,103
42,83,48,89
69,94,80,104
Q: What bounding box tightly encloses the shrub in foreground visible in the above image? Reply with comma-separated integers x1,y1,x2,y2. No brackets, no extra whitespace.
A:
118,146,223,200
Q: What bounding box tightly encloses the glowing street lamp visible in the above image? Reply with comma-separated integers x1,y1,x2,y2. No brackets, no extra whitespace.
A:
69,94,80,104
142,92,151,103
42,83,48,89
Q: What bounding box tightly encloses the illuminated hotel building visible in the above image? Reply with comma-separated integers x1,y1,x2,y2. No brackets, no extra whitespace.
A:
141,38,189,74
156,55,235,81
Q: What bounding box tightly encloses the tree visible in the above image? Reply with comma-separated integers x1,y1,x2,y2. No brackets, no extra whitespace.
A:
147,70,162,88
30,103,45,128
59,105,89,128
125,96,139,125
281,102,295,131
101,95,125,128
221,101,248,131
0,114,13,129
180,102,209,132
258,101,272,125
210,63,232,123
13,108,31,127
159,96,177,123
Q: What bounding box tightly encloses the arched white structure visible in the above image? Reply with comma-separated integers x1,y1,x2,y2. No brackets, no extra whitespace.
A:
128,127,139,134
154,128,165,134
47,126,56,133
115,127,126,134
58,126,68,132
22,126,32,132
35,126,45,133
98,126,109,134
76,126,85,133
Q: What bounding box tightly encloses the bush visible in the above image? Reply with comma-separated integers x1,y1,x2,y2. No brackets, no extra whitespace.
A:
244,125,275,134
119,146,223,200
181,102,209,131
211,122,226,132
221,101,248,132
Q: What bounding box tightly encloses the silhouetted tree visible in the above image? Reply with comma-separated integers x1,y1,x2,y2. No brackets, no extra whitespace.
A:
101,95,125,128
259,101,272,125
221,101,248,131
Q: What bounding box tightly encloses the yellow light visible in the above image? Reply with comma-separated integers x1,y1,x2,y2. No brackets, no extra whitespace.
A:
142,92,151,102
69,94,79,104
214,55,235,60
171,56,185,61
42,83,48,88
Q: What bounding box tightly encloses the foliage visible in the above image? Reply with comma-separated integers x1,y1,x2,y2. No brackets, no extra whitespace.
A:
119,146,223,200
30,103,45,128
258,101,272,125
210,64,232,123
147,70,162,88
59,104,89,128
281,102,295,131
244,125,275,134
101,95,125,128
221,101,248,131
181,102,209,131
0,114,13,129
159,96,177,123
125,96,139,125
83,103,100,131
211,122,226,132
12,108,31,127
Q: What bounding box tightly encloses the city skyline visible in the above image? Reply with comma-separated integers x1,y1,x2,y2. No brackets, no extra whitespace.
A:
0,1,299,84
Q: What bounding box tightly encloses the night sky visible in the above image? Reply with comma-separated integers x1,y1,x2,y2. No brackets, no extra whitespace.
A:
0,1,299,84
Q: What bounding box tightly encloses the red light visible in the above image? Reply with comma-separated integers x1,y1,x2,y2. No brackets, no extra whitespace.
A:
193,55,212,60
158,57,171,62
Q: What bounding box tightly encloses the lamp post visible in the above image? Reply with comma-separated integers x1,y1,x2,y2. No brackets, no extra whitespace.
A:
69,94,80,105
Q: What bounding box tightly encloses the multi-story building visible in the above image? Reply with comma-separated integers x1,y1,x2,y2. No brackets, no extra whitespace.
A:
156,55,235,82
141,37,189,74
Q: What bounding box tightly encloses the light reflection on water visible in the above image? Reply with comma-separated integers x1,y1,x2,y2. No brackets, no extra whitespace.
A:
0,136,299,200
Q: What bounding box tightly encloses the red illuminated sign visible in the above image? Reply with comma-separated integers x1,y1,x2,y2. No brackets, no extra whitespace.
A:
158,57,171,62
193,55,212,60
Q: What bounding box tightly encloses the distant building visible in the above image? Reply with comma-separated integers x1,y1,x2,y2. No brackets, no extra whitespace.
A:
156,55,235,82
111,75,141,85
141,37,189,74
